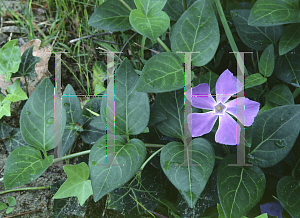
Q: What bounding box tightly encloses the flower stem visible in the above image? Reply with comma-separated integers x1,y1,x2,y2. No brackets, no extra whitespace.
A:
214,0,248,76
140,35,146,60
53,150,91,164
156,37,171,52
140,147,164,172
119,0,132,11
182,0,187,11
0,186,50,195
215,156,223,161
293,87,300,99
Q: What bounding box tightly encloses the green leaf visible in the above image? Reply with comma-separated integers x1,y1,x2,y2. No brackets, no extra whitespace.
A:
152,89,184,139
89,136,146,202
163,0,197,21
217,203,225,218
248,0,300,27
192,71,219,94
4,78,28,102
12,46,41,78
170,0,220,67
255,214,268,218
3,146,53,189
258,99,278,115
51,180,87,217
0,202,8,211
5,128,29,152
265,84,294,105
231,9,282,51
101,58,149,135
274,54,300,87
148,106,167,126
217,154,266,218
160,138,215,208
277,176,300,218
80,117,106,145
0,39,21,76
0,122,12,139
92,61,107,94
62,84,82,124
5,207,14,214
279,23,300,55
129,9,170,40
136,52,184,93
259,44,275,77
20,78,66,152
249,105,300,168
0,100,11,119
61,125,76,156
107,167,165,217
134,0,167,15
245,73,267,89
6,196,16,207
88,0,134,31
53,162,93,206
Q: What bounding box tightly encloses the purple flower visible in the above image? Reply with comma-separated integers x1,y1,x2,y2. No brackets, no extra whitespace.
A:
185,69,260,145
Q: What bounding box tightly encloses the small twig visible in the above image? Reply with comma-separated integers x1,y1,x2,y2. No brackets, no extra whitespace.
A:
92,38,124,45
3,209,41,218
116,32,138,67
69,31,113,43
133,42,160,54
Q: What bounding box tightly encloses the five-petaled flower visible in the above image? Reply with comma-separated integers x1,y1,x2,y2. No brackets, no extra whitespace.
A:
185,69,260,145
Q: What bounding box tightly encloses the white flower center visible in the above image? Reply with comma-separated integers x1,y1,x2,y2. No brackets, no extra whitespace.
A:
213,102,226,115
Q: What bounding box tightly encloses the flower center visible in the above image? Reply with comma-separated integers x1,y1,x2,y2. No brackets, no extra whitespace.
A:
213,102,226,115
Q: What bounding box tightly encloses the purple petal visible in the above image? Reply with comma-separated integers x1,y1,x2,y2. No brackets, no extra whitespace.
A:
185,84,216,110
187,112,218,137
215,112,241,145
216,69,243,104
226,97,260,126
260,201,282,218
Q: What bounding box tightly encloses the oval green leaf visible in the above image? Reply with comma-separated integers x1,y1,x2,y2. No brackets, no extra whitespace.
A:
277,176,300,218
88,0,134,31
0,39,21,76
279,23,300,56
245,73,267,89
231,10,282,51
12,46,41,78
217,154,266,218
170,0,220,67
89,136,146,202
3,146,53,189
101,58,149,135
134,0,167,15
248,0,300,27
249,105,300,168
265,84,294,105
163,0,197,21
62,84,82,124
20,78,66,152
274,54,300,87
160,138,215,208
259,44,275,77
136,52,184,93
152,89,184,140
129,9,170,40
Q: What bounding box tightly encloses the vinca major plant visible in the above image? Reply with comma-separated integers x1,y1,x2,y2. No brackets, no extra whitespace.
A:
1,0,300,217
